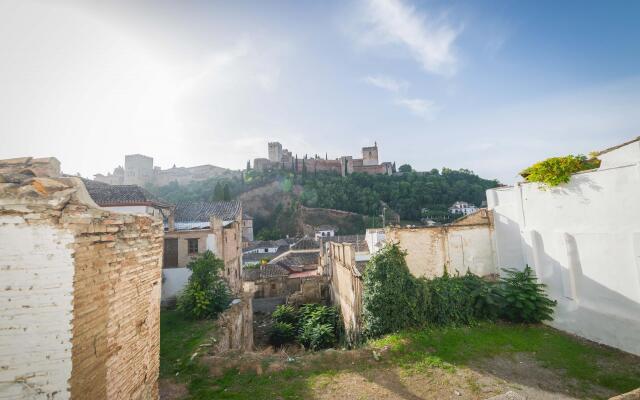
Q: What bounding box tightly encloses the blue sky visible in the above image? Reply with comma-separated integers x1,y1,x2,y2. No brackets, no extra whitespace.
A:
1,0,639,183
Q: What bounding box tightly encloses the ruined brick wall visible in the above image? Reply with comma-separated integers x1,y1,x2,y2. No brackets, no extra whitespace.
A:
0,157,162,399
212,294,253,353
328,242,363,343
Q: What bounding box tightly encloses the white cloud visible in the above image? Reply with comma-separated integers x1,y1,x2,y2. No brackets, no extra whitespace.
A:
363,74,437,119
394,97,437,119
362,75,408,93
360,0,460,76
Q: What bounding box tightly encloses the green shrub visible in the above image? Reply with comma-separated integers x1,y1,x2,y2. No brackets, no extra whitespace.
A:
520,155,600,187
362,244,430,338
297,304,340,350
500,266,556,323
269,322,296,346
362,244,556,338
272,304,299,325
299,323,336,351
177,251,231,319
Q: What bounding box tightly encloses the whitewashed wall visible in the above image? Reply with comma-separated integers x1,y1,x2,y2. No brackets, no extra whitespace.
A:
385,223,497,278
488,145,640,355
0,217,75,399
161,268,192,302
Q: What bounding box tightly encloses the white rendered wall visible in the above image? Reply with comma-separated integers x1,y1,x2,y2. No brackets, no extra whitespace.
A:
0,217,75,399
487,160,640,355
161,268,192,301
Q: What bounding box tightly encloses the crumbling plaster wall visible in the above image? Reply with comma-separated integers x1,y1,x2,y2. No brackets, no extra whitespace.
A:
213,295,253,353
0,220,75,399
0,157,163,399
385,211,497,278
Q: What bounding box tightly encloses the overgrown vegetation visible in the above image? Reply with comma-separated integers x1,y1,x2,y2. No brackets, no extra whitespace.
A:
177,251,231,319
362,244,556,338
269,303,341,350
520,154,600,186
160,309,640,399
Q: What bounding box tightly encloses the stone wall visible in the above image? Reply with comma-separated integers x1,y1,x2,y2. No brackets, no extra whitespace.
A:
213,295,254,353
385,209,497,278
328,242,364,344
0,157,163,399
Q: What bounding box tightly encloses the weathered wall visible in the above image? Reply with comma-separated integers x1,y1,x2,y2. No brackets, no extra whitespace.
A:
487,143,640,356
329,242,363,343
0,220,75,399
385,210,497,278
161,268,192,301
0,158,163,399
213,295,253,353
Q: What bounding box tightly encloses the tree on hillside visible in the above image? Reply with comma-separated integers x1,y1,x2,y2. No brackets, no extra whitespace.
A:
398,164,413,173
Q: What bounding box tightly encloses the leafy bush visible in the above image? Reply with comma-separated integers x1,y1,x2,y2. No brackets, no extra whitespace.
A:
362,244,556,338
299,323,336,351
269,303,340,350
272,304,298,325
269,322,296,346
520,155,600,187
297,304,340,350
177,251,231,319
362,244,430,338
499,266,556,323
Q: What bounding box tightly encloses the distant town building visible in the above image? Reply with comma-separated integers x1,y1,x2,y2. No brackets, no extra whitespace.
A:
162,200,244,299
95,153,237,186
252,141,394,176
314,225,336,240
83,179,172,219
448,201,478,216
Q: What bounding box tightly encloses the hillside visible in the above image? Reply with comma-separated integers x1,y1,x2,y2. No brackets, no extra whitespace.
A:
146,168,500,238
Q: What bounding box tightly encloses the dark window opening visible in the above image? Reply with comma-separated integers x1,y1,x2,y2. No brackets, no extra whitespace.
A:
187,238,198,254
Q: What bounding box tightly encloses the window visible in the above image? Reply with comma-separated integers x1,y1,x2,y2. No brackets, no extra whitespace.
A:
264,248,269,252
187,238,198,254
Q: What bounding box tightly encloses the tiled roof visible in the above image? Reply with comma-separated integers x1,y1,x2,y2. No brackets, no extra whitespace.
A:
243,264,289,281
174,200,241,223
290,238,320,250
243,240,289,253
82,179,170,207
326,235,369,253
272,252,319,270
354,261,368,276
242,252,283,264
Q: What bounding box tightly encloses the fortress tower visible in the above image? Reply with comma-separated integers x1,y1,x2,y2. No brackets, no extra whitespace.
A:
362,142,379,166
268,142,283,163
124,154,154,185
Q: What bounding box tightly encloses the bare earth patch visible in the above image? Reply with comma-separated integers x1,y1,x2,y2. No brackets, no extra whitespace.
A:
159,378,188,400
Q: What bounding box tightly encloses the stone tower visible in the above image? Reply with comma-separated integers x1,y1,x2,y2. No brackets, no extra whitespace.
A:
268,142,283,163
124,154,154,185
362,142,379,166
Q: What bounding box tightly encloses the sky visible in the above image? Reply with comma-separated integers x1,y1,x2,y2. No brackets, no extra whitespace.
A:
1,0,639,183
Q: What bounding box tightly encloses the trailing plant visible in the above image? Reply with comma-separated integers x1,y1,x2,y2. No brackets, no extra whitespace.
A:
520,154,600,187
269,322,296,346
499,266,556,323
177,251,231,319
362,244,431,337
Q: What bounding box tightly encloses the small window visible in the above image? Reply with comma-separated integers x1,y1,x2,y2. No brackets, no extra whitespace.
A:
264,248,269,252
187,238,198,254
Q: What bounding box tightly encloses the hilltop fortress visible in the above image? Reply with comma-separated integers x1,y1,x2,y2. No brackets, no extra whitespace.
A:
252,142,395,176
95,154,236,186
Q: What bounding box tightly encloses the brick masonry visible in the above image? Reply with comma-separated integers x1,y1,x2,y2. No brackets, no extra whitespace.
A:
0,157,163,399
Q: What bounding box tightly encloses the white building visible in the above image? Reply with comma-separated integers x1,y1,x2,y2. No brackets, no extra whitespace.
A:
449,201,478,215
487,137,640,356
314,225,336,240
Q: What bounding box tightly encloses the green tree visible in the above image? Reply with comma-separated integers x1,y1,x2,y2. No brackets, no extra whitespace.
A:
177,251,231,319
398,164,413,173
